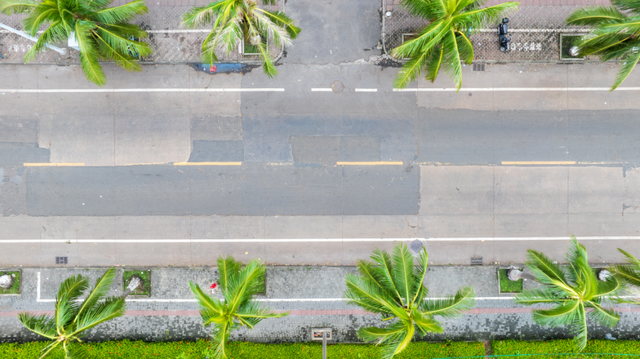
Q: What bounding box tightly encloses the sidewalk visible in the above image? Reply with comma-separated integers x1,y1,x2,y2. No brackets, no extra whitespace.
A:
382,0,606,62
0,0,284,64
0,265,637,343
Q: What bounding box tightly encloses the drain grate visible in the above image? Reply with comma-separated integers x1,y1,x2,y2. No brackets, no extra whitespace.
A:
56,256,68,264
472,63,485,71
470,257,483,265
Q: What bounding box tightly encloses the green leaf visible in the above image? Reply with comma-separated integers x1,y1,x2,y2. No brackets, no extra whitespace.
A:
75,21,107,86
391,243,415,305
420,286,475,318
611,50,640,90
93,0,148,24
586,301,620,328
531,300,580,327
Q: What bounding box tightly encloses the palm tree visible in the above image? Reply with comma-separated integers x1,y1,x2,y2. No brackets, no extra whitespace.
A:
567,0,640,90
515,237,621,352
610,248,640,304
392,0,518,90
182,0,300,78
344,243,475,359
189,255,288,359
0,0,152,86
18,267,127,358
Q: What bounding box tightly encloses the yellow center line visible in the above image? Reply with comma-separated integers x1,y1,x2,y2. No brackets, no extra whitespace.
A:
24,163,85,167
502,161,577,165
173,162,242,166
336,161,404,166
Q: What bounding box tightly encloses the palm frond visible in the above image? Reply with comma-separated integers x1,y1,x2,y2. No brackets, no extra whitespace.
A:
344,273,406,318
235,300,287,329
394,50,431,89
75,21,107,86
209,321,231,359
65,344,91,359
70,296,126,337
586,301,620,328
226,259,264,312
357,259,398,301
189,281,227,327
610,0,640,13
455,30,474,64
611,50,640,90
17,313,57,339
515,288,562,305
256,9,301,40
441,29,464,90
357,321,409,343
392,20,449,59
182,1,227,28
93,0,148,24
595,275,621,297
370,248,404,304
566,6,627,26
424,44,445,82
74,267,116,323
55,274,87,333
217,254,242,293
401,0,446,20
452,2,519,29
412,309,444,335
410,247,429,306
0,0,37,15
525,250,573,294
24,21,67,62
611,250,640,286
391,243,416,305
531,300,581,327
571,302,588,352
420,286,475,318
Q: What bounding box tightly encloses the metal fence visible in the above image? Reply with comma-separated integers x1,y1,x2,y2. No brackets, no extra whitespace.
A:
381,1,593,62
0,2,284,65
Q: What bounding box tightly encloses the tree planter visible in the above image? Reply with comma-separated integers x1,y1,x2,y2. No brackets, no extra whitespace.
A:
123,269,151,297
560,34,586,61
0,270,21,295
497,268,523,294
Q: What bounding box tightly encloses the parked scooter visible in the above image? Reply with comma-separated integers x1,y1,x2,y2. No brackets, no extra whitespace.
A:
498,18,510,52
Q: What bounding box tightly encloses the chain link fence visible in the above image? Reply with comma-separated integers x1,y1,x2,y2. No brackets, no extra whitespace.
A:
381,1,594,62
0,2,283,65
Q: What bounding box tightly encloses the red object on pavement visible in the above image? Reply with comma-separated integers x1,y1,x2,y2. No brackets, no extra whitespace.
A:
210,283,217,289
209,65,217,72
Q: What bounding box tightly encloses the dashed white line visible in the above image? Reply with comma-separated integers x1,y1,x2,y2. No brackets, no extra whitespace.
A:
311,88,333,92
355,88,378,92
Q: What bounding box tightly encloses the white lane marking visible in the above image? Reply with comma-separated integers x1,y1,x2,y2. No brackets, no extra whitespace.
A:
355,88,378,92
7,236,640,244
395,87,640,92
0,88,284,93
476,29,585,33
311,88,333,92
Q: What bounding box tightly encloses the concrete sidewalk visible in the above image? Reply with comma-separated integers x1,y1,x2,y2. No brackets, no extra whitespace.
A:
0,265,638,343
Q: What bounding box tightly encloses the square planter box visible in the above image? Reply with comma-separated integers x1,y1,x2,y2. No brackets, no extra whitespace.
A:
560,34,586,61
497,268,523,294
123,269,151,297
0,270,21,295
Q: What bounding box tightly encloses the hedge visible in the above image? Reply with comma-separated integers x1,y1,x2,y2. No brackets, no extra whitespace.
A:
492,339,640,359
0,340,484,359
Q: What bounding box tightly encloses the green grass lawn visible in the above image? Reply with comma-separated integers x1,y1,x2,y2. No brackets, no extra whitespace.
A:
493,339,640,359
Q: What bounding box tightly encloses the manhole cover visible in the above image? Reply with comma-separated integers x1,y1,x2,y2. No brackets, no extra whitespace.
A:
411,239,424,255
331,81,344,93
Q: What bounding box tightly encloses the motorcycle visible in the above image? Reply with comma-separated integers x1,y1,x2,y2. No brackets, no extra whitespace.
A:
499,18,510,52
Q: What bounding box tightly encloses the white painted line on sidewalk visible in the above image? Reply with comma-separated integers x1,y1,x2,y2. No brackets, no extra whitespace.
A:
394,87,640,92
311,88,333,92
35,274,515,303
7,236,640,245
355,88,378,92
0,88,284,93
